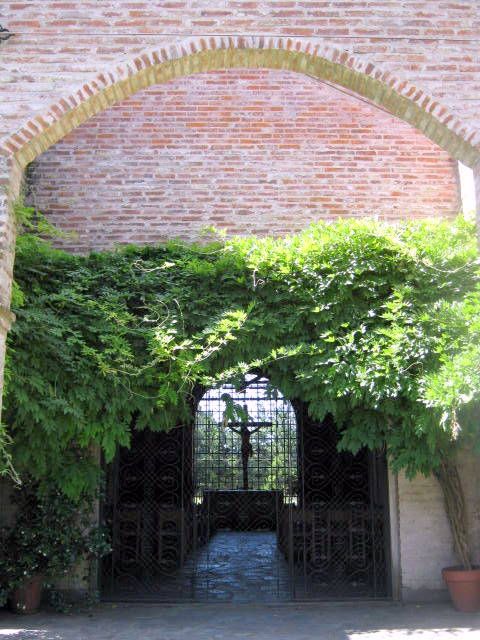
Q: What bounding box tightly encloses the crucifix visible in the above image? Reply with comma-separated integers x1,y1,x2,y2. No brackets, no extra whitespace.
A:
225,403,272,490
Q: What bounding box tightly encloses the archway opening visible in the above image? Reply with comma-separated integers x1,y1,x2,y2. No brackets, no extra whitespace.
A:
101,375,391,602
191,376,297,601
195,376,297,499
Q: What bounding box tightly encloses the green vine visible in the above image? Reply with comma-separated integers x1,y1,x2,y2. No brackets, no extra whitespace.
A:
3,214,480,510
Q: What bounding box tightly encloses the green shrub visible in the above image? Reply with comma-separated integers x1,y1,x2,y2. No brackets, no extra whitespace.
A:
0,480,110,606
4,215,479,495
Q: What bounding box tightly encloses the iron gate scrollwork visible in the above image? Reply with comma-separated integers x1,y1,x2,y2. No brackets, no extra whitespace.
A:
101,376,391,601
291,407,390,599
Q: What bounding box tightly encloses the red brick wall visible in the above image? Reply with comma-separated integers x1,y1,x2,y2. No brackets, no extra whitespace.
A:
27,69,460,252
1,1,480,143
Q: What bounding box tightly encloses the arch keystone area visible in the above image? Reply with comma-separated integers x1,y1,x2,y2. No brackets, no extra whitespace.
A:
1,36,479,169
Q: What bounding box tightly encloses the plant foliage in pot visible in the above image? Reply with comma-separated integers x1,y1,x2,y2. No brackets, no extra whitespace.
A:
435,458,480,613
0,480,110,614
419,298,480,612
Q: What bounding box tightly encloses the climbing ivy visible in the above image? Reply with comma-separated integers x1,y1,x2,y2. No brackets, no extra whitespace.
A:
3,215,480,499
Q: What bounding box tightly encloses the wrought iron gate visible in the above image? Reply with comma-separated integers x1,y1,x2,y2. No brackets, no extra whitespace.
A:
101,377,391,601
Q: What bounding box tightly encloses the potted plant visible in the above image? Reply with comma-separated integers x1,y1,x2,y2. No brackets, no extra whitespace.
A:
0,480,110,614
415,283,480,612
433,456,480,612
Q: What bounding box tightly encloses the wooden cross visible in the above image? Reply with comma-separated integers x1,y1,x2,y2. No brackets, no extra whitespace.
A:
226,404,272,490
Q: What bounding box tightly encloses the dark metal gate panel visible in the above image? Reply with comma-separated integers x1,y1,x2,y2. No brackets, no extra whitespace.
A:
101,427,196,601
101,377,390,601
292,410,390,599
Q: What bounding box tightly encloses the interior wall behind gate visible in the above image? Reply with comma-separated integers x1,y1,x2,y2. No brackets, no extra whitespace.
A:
26,69,460,253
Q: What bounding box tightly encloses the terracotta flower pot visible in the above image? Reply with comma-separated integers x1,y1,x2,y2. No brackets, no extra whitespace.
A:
9,574,44,614
442,566,480,613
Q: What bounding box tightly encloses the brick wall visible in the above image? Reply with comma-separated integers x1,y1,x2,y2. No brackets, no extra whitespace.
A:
1,1,480,144
27,69,460,252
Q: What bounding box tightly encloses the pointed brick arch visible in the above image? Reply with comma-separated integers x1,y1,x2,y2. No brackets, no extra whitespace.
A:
1,35,480,169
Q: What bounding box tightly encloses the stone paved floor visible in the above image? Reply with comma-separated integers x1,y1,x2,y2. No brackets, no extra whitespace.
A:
0,602,480,640
186,530,291,601
105,530,291,601
106,529,380,602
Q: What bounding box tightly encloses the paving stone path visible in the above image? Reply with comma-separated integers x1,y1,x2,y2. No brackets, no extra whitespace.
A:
1,602,480,640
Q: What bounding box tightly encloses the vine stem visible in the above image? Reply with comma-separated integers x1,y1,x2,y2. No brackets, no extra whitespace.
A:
434,457,472,570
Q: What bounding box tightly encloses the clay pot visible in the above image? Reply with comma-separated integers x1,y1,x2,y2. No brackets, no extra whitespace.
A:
9,575,44,614
442,566,480,613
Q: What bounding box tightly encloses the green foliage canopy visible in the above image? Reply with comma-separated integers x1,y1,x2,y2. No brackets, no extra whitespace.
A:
3,216,480,497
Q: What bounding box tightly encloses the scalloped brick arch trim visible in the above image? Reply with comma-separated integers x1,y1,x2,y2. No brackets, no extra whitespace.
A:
2,35,480,169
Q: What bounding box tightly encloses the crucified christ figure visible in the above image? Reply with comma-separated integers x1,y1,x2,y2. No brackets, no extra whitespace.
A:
226,403,272,490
